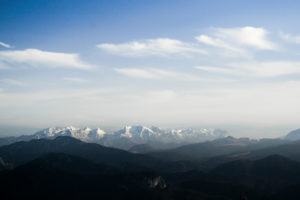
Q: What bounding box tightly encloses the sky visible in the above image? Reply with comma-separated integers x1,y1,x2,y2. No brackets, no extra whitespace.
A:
1,0,300,137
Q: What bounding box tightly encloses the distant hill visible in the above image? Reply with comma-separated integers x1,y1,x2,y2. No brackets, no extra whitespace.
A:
0,136,162,171
207,138,300,164
147,136,289,162
285,129,300,141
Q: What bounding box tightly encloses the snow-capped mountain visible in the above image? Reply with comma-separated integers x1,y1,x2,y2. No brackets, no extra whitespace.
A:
110,125,227,144
0,126,108,147
33,126,108,141
98,125,228,149
0,125,228,150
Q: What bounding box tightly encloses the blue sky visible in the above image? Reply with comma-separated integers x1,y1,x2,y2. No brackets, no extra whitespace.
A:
1,0,300,137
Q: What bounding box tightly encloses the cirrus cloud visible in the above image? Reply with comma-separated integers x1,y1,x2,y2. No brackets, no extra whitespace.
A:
196,61,300,77
114,68,235,82
0,79,27,87
0,41,11,48
97,38,206,57
196,26,277,57
0,49,94,70
63,77,89,83
280,32,300,44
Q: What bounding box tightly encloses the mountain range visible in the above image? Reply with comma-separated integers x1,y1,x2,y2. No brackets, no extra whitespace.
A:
0,125,228,150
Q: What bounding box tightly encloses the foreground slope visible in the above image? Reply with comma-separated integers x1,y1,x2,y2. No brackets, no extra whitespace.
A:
0,153,169,200
3,138,300,199
0,152,279,200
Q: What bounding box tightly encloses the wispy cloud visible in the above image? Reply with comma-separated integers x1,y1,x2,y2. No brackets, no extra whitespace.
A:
230,61,300,77
195,35,245,54
0,79,27,86
0,49,94,70
63,77,89,83
0,41,11,48
280,32,300,44
115,68,235,82
0,88,111,105
196,26,277,57
97,27,277,58
195,66,243,76
97,38,206,57
114,68,161,79
196,61,300,77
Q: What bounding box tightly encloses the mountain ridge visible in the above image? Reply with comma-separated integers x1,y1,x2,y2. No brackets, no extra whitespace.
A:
0,136,163,171
0,125,228,150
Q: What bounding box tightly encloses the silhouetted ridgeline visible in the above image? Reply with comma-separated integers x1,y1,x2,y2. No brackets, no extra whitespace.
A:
1,132,300,199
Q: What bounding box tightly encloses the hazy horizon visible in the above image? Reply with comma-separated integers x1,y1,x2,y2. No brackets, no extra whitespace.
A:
0,123,297,140
1,0,300,138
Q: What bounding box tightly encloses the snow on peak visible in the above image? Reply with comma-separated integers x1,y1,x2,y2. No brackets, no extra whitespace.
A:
111,125,227,144
88,128,107,139
66,126,78,131
33,126,106,142
31,125,228,149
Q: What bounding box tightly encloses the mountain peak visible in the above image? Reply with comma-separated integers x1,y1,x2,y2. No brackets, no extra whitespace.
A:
285,128,300,141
